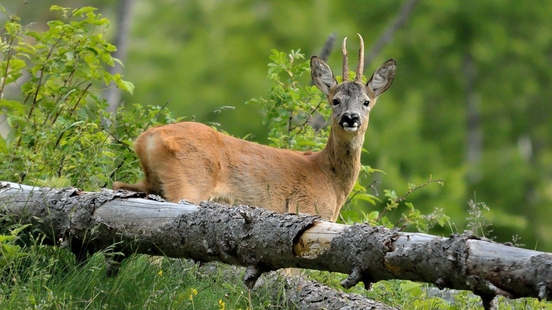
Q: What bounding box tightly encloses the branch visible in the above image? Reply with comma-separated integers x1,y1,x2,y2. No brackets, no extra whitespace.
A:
1,181,552,309
365,0,420,68
318,32,337,63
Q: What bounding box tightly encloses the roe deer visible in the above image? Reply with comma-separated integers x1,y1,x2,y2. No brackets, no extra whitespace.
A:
113,34,396,222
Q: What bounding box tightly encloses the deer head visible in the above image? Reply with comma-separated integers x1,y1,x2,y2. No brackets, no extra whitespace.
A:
311,34,396,149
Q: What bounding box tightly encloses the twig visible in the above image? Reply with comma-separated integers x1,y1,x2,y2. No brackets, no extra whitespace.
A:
377,176,444,222
396,177,444,203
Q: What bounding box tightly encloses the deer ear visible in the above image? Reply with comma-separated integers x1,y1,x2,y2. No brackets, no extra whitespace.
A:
311,56,337,96
367,59,396,97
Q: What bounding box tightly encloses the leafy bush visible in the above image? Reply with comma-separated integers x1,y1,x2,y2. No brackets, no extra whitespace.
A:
0,5,177,190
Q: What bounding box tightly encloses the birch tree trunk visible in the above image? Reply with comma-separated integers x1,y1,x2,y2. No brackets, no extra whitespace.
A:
104,0,134,113
1,181,551,310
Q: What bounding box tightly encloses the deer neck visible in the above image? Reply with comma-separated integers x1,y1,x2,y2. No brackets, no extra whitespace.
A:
318,127,364,196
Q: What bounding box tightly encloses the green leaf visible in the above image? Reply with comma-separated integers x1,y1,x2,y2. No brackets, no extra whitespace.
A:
400,281,423,295
1,243,19,254
49,5,65,12
116,79,135,95
384,189,398,201
368,211,379,222
3,58,25,83
72,6,97,17
0,243,28,267
85,47,98,56
0,235,16,243
33,177,72,188
354,193,379,205
0,99,25,116
49,5,69,17
4,21,21,35
10,224,31,236
0,137,6,154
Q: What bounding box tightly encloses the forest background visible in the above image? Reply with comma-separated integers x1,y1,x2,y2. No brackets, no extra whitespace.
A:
2,0,552,252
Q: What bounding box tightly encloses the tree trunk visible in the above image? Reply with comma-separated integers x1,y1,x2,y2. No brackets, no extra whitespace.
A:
1,181,552,309
464,51,482,183
104,0,134,113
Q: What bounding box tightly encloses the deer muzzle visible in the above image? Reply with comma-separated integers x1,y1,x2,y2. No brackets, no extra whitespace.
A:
339,113,361,132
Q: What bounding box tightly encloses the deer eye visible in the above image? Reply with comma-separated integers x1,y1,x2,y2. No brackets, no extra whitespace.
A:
332,99,340,106
363,100,370,107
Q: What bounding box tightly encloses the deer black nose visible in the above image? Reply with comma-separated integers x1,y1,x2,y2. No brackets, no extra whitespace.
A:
339,113,361,131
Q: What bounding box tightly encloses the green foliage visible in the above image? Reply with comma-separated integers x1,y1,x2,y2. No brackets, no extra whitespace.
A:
248,49,325,150
0,5,177,190
0,224,30,268
466,195,493,238
368,177,450,232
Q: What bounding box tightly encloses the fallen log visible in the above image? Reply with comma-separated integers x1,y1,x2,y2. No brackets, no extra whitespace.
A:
1,181,551,309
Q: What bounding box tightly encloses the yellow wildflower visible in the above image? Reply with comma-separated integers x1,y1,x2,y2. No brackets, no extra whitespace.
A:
218,299,226,310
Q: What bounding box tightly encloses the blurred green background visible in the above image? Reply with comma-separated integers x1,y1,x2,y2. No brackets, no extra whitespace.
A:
4,0,552,251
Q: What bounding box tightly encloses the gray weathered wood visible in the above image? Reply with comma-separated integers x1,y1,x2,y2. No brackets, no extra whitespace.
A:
1,181,552,309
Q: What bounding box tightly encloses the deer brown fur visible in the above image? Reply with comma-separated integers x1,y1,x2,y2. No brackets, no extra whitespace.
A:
113,34,396,222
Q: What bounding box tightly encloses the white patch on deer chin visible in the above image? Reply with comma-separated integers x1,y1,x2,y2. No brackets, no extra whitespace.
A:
343,125,359,132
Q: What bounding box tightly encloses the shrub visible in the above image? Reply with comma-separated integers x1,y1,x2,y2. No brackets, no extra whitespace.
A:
0,5,177,190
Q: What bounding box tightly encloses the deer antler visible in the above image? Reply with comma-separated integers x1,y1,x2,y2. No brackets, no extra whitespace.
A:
342,37,349,82
355,33,364,83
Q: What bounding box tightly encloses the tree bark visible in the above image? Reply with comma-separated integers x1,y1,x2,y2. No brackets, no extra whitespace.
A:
258,272,396,310
1,181,552,309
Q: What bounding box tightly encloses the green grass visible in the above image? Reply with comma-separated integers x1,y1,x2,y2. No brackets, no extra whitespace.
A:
0,235,281,309
306,270,552,310
2,230,552,309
